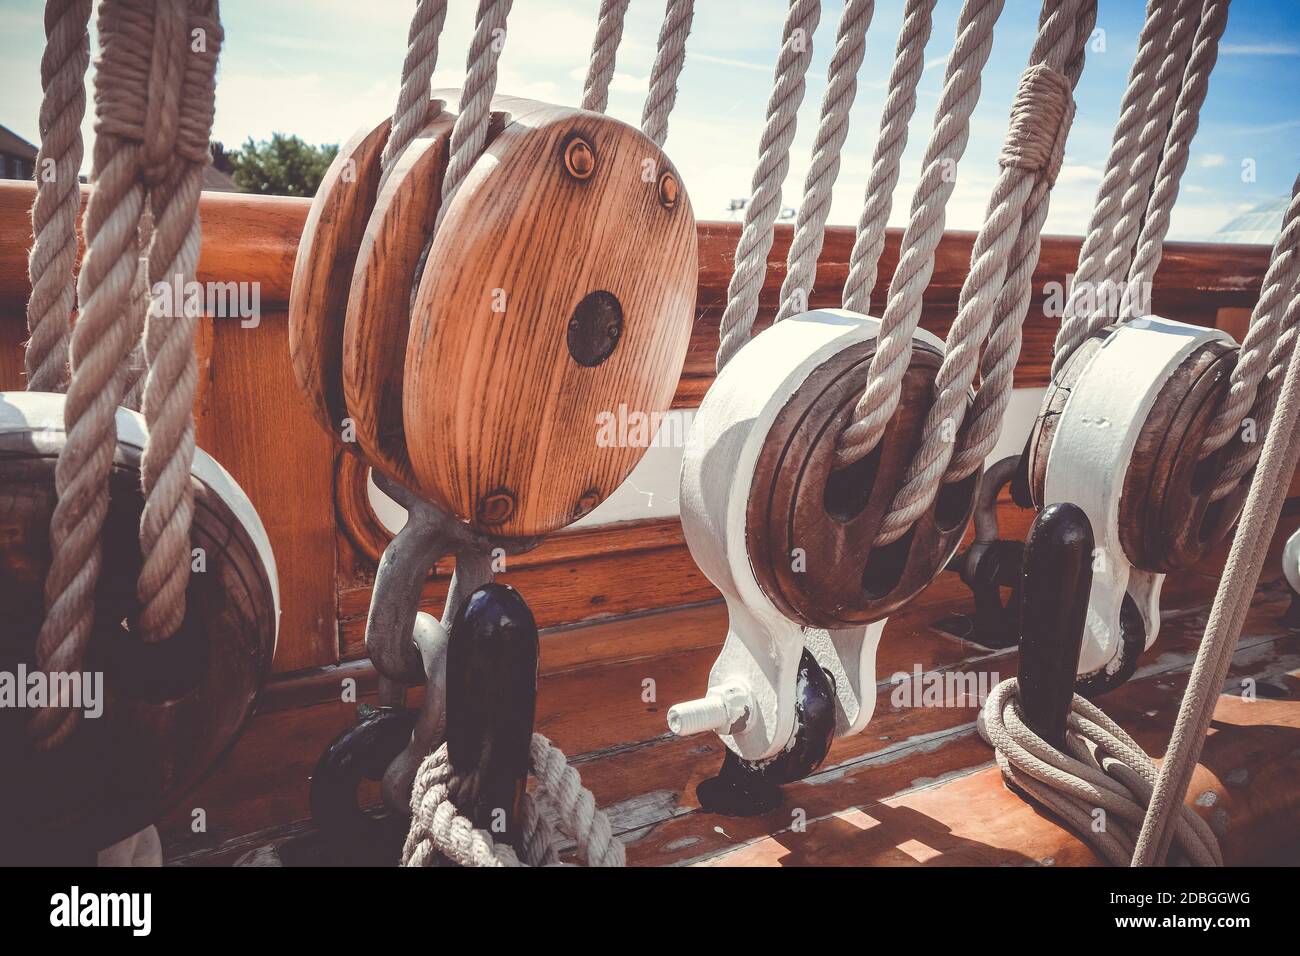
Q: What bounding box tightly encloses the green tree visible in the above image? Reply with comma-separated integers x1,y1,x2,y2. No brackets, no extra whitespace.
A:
228,133,338,197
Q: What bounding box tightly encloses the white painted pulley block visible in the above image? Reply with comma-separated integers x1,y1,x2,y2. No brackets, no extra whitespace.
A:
1040,317,1233,679
1283,528,1300,597
669,309,969,762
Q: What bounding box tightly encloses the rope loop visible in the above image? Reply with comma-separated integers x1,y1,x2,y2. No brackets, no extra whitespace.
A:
998,63,1074,186
94,0,221,184
402,734,625,867
979,678,1222,867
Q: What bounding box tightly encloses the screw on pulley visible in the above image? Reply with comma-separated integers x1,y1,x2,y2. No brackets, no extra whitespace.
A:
562,135,596,181
657,170,679,210
688,650,837,817
477,488,516,526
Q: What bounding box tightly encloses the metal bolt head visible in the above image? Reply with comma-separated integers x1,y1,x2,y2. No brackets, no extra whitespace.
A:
657,170,679,209
563,137,596,180
573,487,602,519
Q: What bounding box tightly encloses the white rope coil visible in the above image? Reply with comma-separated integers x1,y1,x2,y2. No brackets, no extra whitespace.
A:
402,734,625,867
979,679,1222,867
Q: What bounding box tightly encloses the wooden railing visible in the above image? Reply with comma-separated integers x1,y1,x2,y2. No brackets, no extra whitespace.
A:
0,182,1276,676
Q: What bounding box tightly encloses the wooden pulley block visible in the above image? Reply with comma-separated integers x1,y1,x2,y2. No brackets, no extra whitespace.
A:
0,392,277,860
1024,317,1238,681
401,98,697,536
671,310,976,762
1028,323,1248,573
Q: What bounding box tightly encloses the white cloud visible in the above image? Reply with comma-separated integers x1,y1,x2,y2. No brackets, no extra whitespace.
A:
1221,43,1300,56
1199,153,1228,168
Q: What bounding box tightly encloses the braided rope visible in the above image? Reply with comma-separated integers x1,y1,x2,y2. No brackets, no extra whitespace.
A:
874,4,1092,544
1197,175,1300,495
402,734,625,867
841,0,937,316
380,0,450,177
775,0,878,323
25,0,92,394
980,680,1222,866
1051,0,1201,375
831,0,1005,468
581,0,631,113
32,0,222,744
639,0,695,148
714,0,822,373
435,0,514,231
1120,0,1230,322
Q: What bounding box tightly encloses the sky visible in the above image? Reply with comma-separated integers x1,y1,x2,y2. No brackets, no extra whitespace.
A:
1,0,1297,240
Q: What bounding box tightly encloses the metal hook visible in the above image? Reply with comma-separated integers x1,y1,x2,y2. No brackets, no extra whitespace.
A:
1015,502,1093,748
695,648,836,816
947,455,1026,648
443,582,539,849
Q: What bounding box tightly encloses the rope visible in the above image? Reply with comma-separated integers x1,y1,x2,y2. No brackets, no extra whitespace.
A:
830,0,1005,468
402,734,625,867
714,0,822,373
379,0,450,179
841,0,937,316
775,0,878,323
25,0,92,394
639,0,695,148
581,0,631,113
1119,0,1230,322
435,0,514,231
32,0,222,747
871,1,1095,544
1133,245,1300,865
979,680,1222,866
1051,0,1202,375
1197,175,1300,497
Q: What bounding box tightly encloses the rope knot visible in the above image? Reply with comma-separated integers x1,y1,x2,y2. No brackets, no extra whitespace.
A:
998,63,1075,186
93,0,222,183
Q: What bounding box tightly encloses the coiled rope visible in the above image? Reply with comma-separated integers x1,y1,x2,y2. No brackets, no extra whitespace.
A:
402,734,625,867
30,0,222,748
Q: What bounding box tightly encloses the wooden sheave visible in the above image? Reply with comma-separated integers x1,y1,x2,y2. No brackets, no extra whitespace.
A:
289,92,698,539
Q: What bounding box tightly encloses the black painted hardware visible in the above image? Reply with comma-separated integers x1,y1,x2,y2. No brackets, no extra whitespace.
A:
947,456,1027,648
444,583,539,849
1016,502,1093,749
696,649,836,816
310,704,418,865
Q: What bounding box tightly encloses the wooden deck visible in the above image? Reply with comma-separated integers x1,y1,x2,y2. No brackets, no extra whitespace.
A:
167,507,1300,867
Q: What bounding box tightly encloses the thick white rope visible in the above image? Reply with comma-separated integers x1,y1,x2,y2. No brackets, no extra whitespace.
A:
1198,175,1300,495
873,2,1094,544
1133,256,1300,864
32,0,221,746
25,0,92,394
435,0,514,231
639,0,694,148
979,680,1222,866
775,0,878,323
380,0,450,178
1119,0,1230,322
581,0,631,114
840,0,937,316
831,0,1005,468
714,0,822,373
1051,0,1201,375
402,734,625,867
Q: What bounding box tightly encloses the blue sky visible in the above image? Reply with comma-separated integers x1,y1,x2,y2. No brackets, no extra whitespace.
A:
1,0,1297,239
